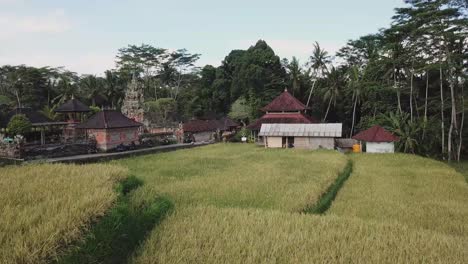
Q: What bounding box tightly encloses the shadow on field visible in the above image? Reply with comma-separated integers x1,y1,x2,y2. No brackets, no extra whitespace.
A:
302,160,353,214
55,175,173,264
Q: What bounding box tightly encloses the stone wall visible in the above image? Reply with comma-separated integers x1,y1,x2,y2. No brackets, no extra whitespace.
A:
0,143,21,158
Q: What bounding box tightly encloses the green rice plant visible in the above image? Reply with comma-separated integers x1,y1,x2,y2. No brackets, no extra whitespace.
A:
55,174,172,264
116,144,348,212
451,161,468,183
0,163,127,264
132,206,468,264
329,154,468,238
303,160,353,214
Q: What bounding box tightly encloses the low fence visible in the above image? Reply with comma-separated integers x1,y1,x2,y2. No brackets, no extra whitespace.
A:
36,142,210,164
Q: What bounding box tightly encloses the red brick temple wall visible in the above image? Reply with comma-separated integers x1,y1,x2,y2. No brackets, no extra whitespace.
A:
87,127,140,151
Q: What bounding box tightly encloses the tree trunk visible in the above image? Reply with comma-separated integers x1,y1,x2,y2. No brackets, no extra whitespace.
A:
350,98,358,137
457,101,465,162
447,57,457,161
457,89,464,161
424,71,429,121
394,66,402,114
410,69,414,123
440,66,445,158
15,90,21,108
422,71,429,140
323,96,333,122
306,79,317,110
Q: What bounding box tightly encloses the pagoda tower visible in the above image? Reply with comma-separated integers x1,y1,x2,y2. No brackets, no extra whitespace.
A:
121,76,147,127
247,89,318,132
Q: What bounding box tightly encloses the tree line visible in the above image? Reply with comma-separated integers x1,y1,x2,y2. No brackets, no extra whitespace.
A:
0,0,466,159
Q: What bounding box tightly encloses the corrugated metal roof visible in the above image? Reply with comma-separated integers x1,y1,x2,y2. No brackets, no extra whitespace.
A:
259,123,342,137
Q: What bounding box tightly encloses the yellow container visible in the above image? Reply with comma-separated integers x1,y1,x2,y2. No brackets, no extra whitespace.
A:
352,143,361,153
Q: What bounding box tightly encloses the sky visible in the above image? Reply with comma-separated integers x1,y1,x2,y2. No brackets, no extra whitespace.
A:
0,0,406,75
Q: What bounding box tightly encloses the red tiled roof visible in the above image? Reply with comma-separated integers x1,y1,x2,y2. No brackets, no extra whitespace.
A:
352,125,399,142
77,110,142,129
260,90,309,112
247,112,318,130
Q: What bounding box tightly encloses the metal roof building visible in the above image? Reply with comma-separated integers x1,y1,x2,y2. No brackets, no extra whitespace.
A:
259,123,342,149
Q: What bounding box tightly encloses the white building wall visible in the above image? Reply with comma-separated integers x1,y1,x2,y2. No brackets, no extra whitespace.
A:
366,142,394,153
294,137,309,149
193,131,213,142
308,137,335,150
264,136,335,149
267,137,283,148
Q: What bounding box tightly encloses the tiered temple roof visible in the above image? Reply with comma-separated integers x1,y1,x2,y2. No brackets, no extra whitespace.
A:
261,90,310,112
247,89,317,130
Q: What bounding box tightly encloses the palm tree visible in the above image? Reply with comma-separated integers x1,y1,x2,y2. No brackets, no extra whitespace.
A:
286,57,301,96
306,42,331,108
347,66,363,137
80,75,105,106
52,78,78,105
39,104,59,121
322,66,342,122
103,70,125,109
383,112,420,153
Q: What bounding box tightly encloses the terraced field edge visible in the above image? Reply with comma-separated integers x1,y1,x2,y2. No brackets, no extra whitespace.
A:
303,159,353,214
54,175,173,264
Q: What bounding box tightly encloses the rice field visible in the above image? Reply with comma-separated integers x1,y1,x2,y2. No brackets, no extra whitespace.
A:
3,144,467,263
0,163,127,264
133,207,468,264
451,161,468,183
117,144,348,212
118,145,468,264
329,154,468,238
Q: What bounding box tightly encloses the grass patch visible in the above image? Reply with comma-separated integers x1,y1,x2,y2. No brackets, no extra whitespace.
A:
329,154,468,238
303,160,353,214
0,163,127,264
55,176,173,264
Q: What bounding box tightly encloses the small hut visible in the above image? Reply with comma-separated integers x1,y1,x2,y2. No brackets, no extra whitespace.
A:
54,98,91,141
335,138,358,153
77,110,142,151
259,123,342,149
352,125,399,153
181,117,239,143
1,107,67,145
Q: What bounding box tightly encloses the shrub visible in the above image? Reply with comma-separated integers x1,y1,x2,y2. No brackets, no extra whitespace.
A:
7,114,32,136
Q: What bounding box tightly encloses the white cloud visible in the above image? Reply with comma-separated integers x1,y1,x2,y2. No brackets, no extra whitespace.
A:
0,8,71,38
0,0,24,4
0,51,115,76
